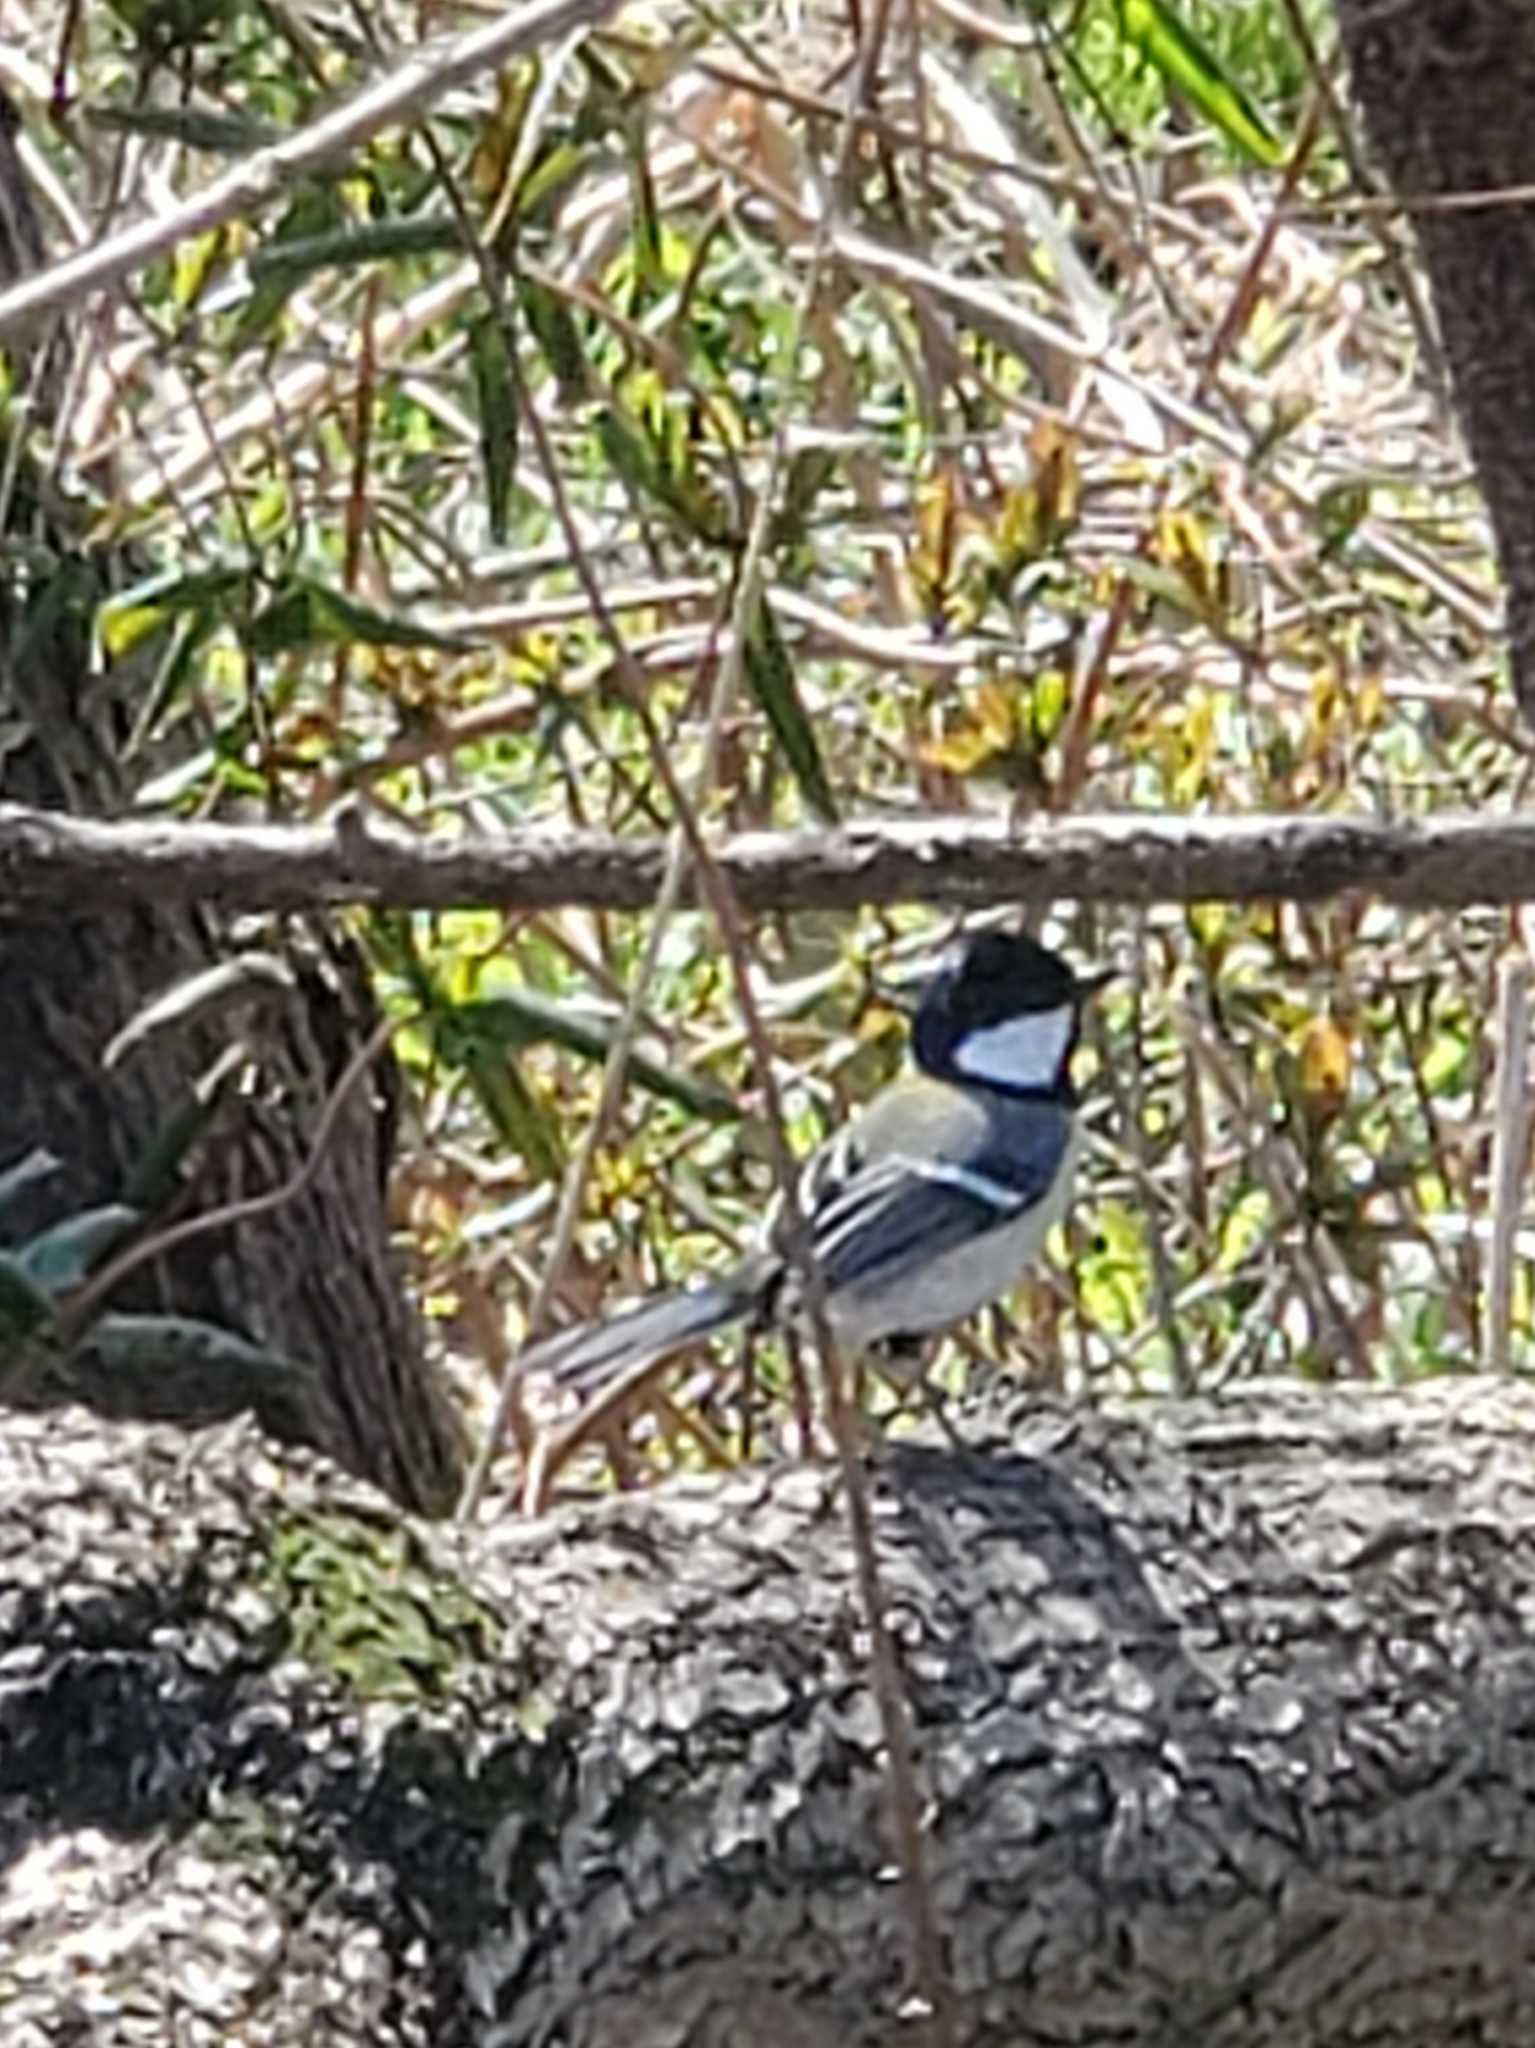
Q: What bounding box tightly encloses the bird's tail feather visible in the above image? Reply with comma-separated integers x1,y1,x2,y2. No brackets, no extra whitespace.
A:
518,1276,758,1396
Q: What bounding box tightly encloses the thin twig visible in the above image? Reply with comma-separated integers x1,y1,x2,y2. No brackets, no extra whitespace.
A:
0,0,628,342
55,1013,406,1345
1484,952,1530,1370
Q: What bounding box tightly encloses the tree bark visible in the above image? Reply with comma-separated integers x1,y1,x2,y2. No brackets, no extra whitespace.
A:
0,99,462,1516
1335,0,1535,727
6,1380,1535,2046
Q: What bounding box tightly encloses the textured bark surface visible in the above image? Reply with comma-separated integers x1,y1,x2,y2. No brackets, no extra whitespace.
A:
6,1380,1535,2046
1335,0,1535,725
0,94,462,1515
17,799,1535,912
0,601,464,1511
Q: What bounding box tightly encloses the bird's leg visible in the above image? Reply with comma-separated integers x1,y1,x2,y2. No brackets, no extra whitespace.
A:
871,1335,969,1450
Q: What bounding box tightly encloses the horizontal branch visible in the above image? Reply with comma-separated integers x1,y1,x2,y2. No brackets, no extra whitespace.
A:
6,802,1535,915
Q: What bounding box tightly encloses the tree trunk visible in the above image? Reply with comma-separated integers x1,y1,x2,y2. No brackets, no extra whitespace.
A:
5,1380,1535,2046
1334,0,1535,727
0,96,462,1515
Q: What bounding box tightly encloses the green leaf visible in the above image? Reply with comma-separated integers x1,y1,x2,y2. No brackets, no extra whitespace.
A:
463,1052,564,1179
770,448,838,555
246,215,467,285
89,103,282,152
245,577,479,656
98,562,250,658
514,139,586,224
1317,481,1371,558
1117,0,1286,168
86,1311,299,1376
0,1252,58,1343
233,186,344,346
455,993,739,1121
742,594,839,823
516,272,587,396
469,313,519,545
20,1205,140,1292
595,404,727,544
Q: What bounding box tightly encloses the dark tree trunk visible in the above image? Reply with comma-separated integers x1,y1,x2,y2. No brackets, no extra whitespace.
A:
5,1382,1535,2047
1334,0,1535,726
0,97,462,1515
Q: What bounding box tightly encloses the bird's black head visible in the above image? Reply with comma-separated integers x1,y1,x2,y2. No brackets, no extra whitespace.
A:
912,929,1097,1097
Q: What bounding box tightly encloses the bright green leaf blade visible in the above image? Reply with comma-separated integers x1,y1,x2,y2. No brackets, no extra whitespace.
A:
1118,0,1286,168
98,562,250,658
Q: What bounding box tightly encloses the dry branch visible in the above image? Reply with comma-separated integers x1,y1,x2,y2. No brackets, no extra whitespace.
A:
0,0,624,343
6,801,1535,915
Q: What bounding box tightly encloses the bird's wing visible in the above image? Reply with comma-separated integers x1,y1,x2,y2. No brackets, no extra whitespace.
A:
792,1084,1074,1291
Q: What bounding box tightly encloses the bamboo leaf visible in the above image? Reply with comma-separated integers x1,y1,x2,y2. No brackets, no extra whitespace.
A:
456,994,739,1121
247,216,466,285
469,313,520,546
90,102,281,152
743,595,839,823
1117,0,1286,168
19,1206,140,1292
246,577,479,656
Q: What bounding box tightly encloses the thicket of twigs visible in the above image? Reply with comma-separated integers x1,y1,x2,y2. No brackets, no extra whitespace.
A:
0,0,1523,1497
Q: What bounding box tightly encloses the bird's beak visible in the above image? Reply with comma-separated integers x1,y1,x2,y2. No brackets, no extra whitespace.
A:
1077,966,1115,1002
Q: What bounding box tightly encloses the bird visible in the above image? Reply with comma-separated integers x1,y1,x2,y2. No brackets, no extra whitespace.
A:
517,928,1104,1404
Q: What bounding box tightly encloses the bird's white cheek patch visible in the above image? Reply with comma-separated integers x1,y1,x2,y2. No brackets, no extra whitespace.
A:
953,1005,1073,1090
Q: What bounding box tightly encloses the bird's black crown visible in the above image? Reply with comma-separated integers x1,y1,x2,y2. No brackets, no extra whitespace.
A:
912,929,1092,1092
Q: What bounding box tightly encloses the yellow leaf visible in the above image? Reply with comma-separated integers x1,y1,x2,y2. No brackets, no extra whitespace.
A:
173,225,231,312
924,678,1032,780
908,465,989,631
1308,666,1342,740
1298,1014,1351,1124
1156,505,1225,616
1031,667,1069,741
1028,417,1080,535
909,468,959,614
996,483,1036,562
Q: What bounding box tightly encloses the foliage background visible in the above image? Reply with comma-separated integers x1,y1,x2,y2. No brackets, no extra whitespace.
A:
0,0,1522,1492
